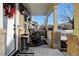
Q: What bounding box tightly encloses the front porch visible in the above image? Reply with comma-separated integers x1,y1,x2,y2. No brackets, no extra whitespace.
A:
15,45,66,56
0,3,79,56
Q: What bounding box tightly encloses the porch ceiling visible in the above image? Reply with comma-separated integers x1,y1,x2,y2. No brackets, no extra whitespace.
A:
23,3,53,16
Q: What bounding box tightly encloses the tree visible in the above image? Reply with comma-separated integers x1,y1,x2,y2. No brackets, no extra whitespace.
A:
60,4,74,29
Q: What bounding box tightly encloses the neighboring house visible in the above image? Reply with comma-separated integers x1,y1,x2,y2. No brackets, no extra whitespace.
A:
30,21,39,30
59,22,73,30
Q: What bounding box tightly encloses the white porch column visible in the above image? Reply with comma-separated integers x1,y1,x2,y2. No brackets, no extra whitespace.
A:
15,3,19,50
45,16,48,30
73,4,79,36
27,17,29,32
26,17,30,43
53,5,58,32
0,3,3,28
25,17,29,34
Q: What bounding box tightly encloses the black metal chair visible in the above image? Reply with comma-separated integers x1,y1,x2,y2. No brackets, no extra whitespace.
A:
30,31,42,46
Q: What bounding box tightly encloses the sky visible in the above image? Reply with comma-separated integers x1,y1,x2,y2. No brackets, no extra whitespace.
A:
57,3,74,24
32,16,45,25
32,3,74,26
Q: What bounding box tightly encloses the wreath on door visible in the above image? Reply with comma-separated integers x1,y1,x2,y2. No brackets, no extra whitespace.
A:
3,3,16,19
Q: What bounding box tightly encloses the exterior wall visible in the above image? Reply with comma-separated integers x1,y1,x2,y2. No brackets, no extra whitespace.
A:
19,13,25,35
0,3,3,28
0,29,6,56
18,11,25,51
0,3,6,56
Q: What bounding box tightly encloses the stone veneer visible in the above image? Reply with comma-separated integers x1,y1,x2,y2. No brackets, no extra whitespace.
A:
0,28,6,56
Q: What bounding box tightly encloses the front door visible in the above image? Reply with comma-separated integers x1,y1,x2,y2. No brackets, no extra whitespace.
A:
6,16,16,55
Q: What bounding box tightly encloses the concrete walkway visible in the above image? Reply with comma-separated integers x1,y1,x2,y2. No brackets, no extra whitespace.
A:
27,45,64,56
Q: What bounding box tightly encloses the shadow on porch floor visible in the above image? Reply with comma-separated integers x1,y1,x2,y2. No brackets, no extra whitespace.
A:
15,45,69,56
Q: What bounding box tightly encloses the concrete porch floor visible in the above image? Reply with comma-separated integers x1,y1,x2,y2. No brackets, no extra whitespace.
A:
16,45,69,56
